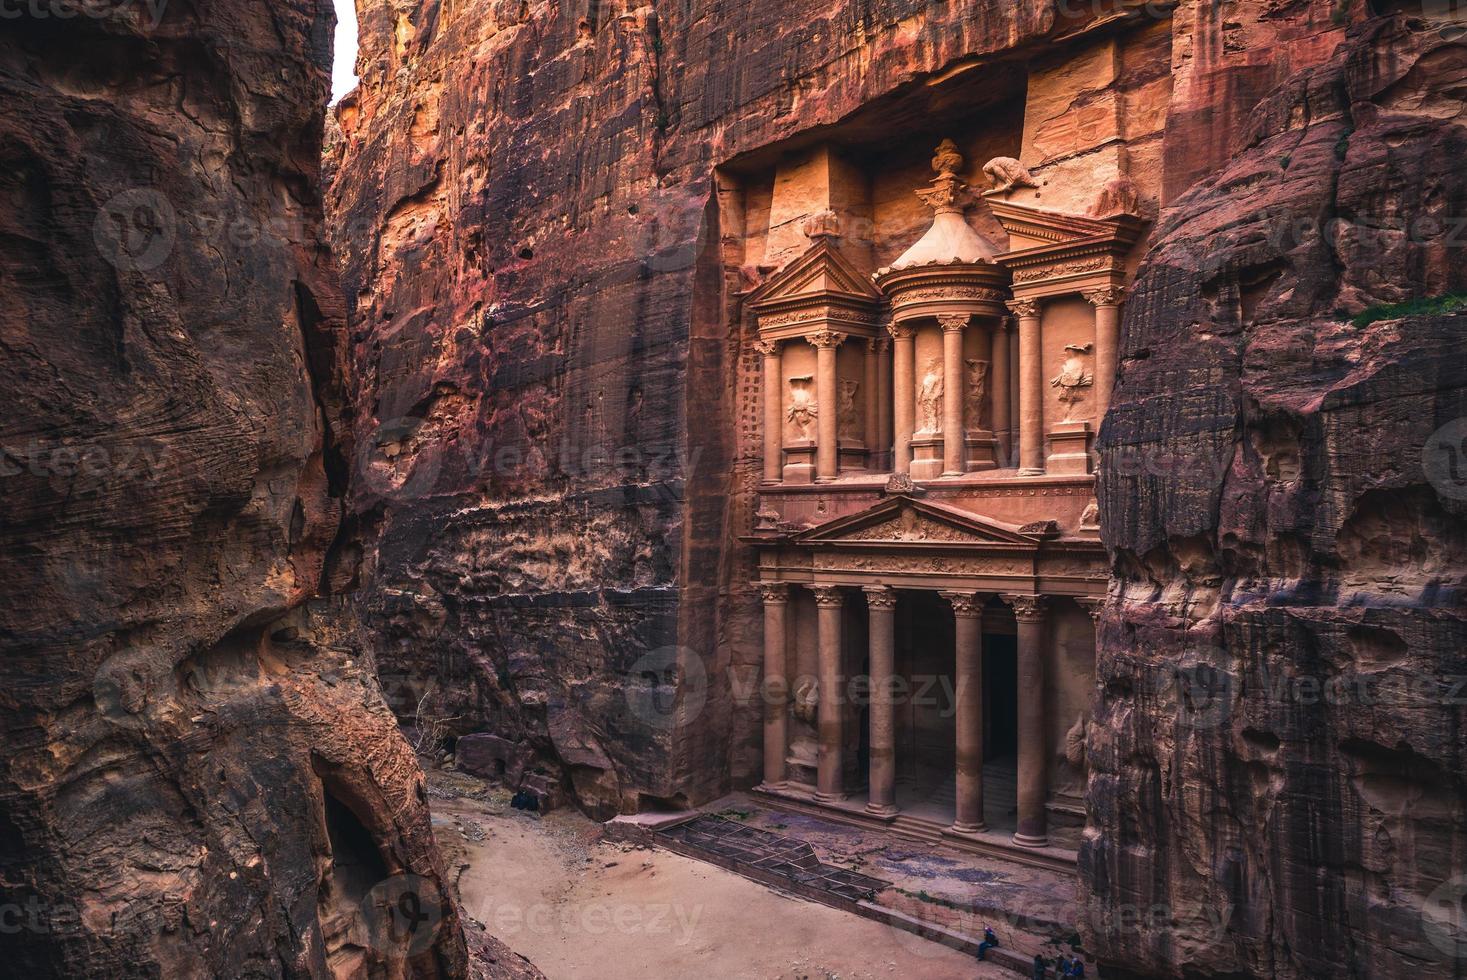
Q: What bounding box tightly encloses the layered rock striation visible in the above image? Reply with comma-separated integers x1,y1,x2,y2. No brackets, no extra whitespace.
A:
1085,13,1467,978
0,2,531,977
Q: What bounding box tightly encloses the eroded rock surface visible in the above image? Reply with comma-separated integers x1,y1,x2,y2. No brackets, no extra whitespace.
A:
0,3,531,977
1086,14,1467,979
326,1,1466,976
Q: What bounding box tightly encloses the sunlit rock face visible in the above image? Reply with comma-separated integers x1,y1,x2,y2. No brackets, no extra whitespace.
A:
0,3,534,977
1086,13,1467,979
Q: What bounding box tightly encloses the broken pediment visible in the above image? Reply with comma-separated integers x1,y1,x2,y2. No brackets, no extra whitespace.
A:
793,495,1040,547
748,238,883,340
987,198,1146,296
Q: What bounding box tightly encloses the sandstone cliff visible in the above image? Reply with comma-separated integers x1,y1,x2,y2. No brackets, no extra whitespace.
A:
326,0,1467,976
0,3,532,977
1086,12,1467,978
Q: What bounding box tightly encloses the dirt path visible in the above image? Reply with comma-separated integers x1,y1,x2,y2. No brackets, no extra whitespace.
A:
432,792,1002,979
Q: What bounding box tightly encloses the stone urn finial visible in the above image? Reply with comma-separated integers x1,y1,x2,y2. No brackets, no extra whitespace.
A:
931,138,964,177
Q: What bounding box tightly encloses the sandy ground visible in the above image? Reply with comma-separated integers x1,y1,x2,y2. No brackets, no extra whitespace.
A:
430,785,1004,980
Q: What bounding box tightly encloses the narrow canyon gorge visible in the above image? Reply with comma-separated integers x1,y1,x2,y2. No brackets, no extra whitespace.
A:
2,0,1464,978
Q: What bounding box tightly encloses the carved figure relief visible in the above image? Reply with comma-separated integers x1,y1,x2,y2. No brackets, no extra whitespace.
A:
1065,714,1090,770
966,359,990,430
837,379,860,440
982,156,1039,195
786,375,817,440
917,356,944,434
1050,343,1094,422
792,676,818,724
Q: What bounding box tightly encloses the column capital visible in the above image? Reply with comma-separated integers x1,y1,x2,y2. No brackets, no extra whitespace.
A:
1007,298,1043,319
868,334,892,354
809,585,845,607
1002,593,1047,623
940,591,985,618
1074,596,1104,621
1083,285,1127,308
754,581,789,605
863,586,897,610
937,313,971,333
887,320,918,341
805,329,847,350
753,338,782,357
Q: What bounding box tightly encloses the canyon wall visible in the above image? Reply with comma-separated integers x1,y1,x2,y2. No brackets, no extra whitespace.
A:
328,0,1467,975
1085,10,1467,979
0,2,531,977
326,0,1072,815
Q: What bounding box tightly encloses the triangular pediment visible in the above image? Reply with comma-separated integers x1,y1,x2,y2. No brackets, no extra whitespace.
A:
748,239,882,311
987,199,1146,254
793,495,1038,547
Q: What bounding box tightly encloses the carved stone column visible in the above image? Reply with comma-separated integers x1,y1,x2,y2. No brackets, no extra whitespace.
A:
1009,299,1045,475
807,331,846,481
1085,286,1126,423
889,322,917,476
1004,593,1048,846
991,318,1012,466
876,335,893,471
939,313,968,476
863,587,898,816
756,582,790,789
942,591,985,834
757,339,783,483
811,585,846,802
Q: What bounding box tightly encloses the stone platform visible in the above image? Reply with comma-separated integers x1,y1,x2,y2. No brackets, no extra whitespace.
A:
610,792,1090,976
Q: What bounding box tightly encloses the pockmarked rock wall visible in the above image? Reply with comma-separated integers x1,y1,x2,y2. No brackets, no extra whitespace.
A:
326,0,1069,816
0,3,534,977
1086,12,1467,979
329,0,1467,974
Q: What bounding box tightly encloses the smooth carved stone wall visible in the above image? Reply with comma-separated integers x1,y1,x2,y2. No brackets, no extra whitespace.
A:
0,4,533,978
1087,15,1467,979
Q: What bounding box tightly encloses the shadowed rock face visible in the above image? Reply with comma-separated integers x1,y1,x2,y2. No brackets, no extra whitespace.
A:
1086,15,1467,979
0,3,535,977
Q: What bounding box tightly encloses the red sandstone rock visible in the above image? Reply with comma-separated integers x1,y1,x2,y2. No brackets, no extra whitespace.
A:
1086,13,1467,979
0,3,533,977
324,1,1467,976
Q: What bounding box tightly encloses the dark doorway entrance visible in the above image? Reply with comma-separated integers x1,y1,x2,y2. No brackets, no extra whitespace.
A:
893,590,956,822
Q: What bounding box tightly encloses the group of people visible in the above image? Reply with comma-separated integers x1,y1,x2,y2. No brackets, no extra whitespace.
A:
1033,953,1086,978
974,926,1085,978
